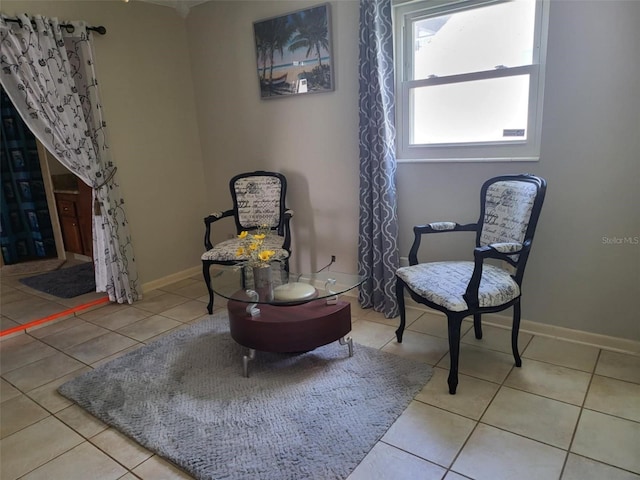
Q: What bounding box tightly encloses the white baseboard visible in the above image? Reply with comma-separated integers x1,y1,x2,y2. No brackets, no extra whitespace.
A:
481,312,640,355
142,266,201,293
403,297,639,355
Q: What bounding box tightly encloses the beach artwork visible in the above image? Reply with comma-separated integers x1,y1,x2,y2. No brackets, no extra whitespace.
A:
254,3,333,99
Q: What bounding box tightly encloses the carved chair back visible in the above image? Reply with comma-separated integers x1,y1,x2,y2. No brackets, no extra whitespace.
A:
230,171,287,236
476,174,546,283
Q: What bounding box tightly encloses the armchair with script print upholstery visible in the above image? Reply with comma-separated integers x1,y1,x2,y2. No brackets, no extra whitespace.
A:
395,174,547,394
201,171,293,313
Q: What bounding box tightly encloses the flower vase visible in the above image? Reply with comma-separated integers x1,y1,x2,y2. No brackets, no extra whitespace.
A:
252,264,274,302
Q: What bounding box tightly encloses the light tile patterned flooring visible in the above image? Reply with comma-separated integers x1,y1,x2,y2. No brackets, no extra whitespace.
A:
1,267,639,479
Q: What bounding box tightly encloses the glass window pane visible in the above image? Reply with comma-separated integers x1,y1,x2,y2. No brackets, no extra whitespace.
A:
412,0,535,80
410,75,530,145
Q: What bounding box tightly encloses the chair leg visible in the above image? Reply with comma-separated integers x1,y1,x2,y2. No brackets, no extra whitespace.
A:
447,314,463,394
202,261,214,314
473,314,483,339
395,278,406,343
512,302,522,367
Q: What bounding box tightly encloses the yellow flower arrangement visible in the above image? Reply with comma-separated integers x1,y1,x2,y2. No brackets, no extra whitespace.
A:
235,228,276,266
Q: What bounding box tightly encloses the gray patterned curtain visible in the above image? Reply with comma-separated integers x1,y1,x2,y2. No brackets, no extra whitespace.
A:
0,15,141,303
358,0,399,318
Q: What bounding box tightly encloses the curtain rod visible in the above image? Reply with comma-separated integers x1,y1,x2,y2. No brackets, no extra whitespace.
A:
4,16,106,35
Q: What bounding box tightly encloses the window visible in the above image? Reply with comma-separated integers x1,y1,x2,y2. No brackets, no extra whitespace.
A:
394,0,549,162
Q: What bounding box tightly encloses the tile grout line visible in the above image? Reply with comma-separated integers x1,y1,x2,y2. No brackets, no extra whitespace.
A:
443,358,517,478
558,348,601,479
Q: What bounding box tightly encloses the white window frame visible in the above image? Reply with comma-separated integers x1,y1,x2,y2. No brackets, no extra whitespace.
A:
394,0,550,162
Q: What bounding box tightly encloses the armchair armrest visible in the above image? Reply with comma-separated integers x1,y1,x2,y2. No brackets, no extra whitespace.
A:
408,222,477,265
463,241,530,309
413,222,477,234
280,209,294,251
426,221,457,231
203,209,234,251
487,242,524,255
476,240,530,263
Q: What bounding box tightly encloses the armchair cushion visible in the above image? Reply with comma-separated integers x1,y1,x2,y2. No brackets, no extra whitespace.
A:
208,211,227,219
480,180,537,246
488,242,524,254
201,234,290,262
235,175,284,228
396,261,520,312
429,222,457,231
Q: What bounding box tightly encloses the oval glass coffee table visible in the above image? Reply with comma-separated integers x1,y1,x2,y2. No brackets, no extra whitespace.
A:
209,264,366,376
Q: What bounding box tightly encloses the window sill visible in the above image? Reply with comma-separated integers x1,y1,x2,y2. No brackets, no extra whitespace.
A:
396,156,540,164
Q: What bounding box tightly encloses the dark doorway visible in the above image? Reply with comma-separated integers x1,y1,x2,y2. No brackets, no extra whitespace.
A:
1,87,57,265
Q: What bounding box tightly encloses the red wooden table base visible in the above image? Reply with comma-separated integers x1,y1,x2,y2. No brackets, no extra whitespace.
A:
227,298,353,376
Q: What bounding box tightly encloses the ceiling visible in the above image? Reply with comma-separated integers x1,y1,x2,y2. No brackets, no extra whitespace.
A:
135,0,211,18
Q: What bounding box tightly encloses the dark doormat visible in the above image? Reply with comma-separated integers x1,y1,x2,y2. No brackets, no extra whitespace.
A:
19,262,96,298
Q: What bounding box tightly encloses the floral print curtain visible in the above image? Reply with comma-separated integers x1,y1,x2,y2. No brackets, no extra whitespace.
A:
0,14,140,303
357,0,399,318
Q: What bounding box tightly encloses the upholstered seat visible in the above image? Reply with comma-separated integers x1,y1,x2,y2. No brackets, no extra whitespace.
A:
201,235,289,263
396,261,520,313
395,174,546,394
201,171,292,313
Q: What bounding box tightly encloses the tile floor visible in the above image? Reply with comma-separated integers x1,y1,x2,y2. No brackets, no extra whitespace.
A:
1,266,639,479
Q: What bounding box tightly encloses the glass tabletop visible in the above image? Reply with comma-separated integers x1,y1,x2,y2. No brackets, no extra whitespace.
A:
209,263,366,306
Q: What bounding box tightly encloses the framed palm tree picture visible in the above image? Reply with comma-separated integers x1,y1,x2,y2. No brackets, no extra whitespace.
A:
254,3,334,99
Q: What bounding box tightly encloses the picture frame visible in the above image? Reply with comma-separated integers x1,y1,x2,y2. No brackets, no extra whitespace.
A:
26,210,39,230
253,3,334,99
34,240,46,257
10,150,25,171
17,181,32,202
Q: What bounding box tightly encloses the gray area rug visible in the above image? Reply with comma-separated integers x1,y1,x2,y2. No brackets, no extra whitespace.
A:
58,312,433,480
19,262,95,298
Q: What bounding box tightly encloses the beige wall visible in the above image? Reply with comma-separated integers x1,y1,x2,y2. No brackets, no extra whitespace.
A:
531,0,639,339
2,1,208,286
186,1,361,273
186,0,639,340
396,0,639,340
3,1,638,340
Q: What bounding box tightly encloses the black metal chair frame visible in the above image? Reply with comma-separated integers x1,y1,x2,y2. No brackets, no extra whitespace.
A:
395,174,547,394
202,171,292,314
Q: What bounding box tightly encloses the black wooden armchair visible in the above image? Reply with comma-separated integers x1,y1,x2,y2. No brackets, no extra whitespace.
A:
201,171,293,313
395,174,547,394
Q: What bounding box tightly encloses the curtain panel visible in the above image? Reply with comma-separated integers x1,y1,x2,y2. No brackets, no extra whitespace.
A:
357,0,399,318
0,14,140,303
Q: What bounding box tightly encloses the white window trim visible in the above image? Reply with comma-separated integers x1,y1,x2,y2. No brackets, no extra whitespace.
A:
393,0,550,163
